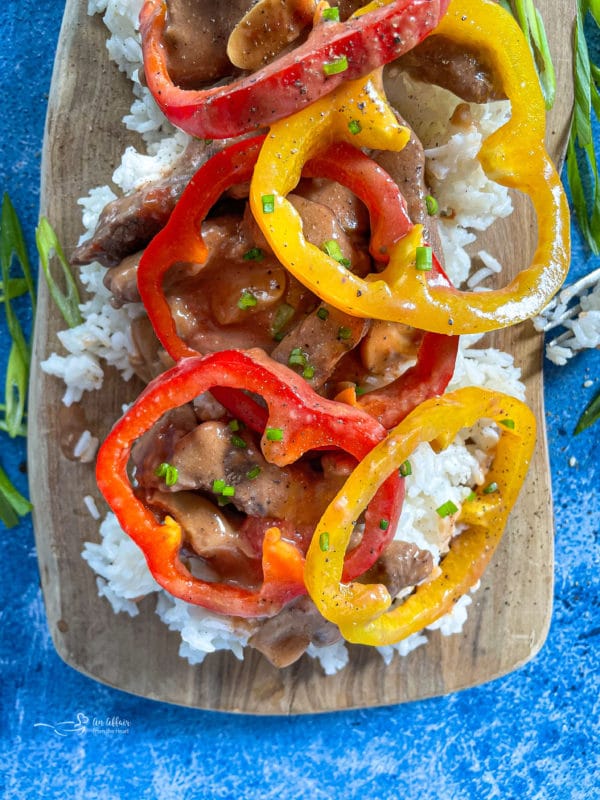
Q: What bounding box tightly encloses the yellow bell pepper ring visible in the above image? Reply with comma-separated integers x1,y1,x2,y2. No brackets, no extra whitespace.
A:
304,387,536,646
250,0,570,335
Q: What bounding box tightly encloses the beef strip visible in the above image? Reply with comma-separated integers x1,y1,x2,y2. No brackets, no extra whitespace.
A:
146,489,261,584
248,595,341,668
162,0,255,88
129,316,174,384
372,111,443,257
103,250,142,307
167,420,350,529
394,34,506,104
268,192,370,386
271,303,368,389
131,404,199,487
71,138,219,268
359,540,433,598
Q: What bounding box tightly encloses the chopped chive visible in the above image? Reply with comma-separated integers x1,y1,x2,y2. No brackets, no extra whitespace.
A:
237,290,258,310
231,434,247,448
425,195,439,215
261,194,275,213
322,6,340,21
228,419,241,432
436,499,459,518
266,427,284,441
399,459,412,477
302,365,315,380
499,418,515,429
379,519,389,531
323,55,348,76
415,245,433,271
337,326,352,341
271,302,295,339
217,496,231,507
466,490,477,502
483,481,499,495
319,531,330,552
288,347,308,368
355,385,367,396
246,465,261,480
348,119,362,135
243,247,265,261
322,239,351,267
212,478,226,493
316,307,329,321
222,485,236,497
154,462,178,486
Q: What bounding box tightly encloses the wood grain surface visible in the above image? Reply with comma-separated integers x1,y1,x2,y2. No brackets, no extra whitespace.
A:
29,0,574,714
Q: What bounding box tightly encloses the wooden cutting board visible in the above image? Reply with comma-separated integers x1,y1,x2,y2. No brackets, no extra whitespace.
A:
29,0,574,713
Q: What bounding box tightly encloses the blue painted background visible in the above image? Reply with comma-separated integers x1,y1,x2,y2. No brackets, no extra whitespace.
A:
1,3,598,798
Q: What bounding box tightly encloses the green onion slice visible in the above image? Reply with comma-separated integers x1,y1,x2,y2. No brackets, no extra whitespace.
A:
36,216,82,328
415,245,433,271
399,460,412,477
323,56,348,76
238,290,258,310
436,499,459,518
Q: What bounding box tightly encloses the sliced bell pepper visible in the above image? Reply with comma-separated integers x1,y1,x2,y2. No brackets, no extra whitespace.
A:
96,348,404,617
140,0,450,140
304,386,536,644
250,0,570,334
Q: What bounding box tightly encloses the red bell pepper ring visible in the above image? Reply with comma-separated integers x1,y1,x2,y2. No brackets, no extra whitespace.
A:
140,0,450,140
96,348,404,616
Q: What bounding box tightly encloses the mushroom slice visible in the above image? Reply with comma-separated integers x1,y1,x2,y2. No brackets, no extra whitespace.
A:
227,0,318,71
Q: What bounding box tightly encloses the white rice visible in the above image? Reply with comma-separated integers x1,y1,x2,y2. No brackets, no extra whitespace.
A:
534,267,600,365
48,0,528,673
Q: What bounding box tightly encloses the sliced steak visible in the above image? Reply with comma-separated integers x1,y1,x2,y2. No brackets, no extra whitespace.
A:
394,34,506,104
72,138,218,267
372,111,443,257
248,595,341,668
271,303,368,389
359,540,434,598
163,0,254,88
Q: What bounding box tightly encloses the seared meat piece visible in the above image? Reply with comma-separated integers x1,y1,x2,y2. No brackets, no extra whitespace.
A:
72,138,218,267
359,540,433,598
373,111,443,259
103,250,142,307
162,0,254,87
248,595,341,668
288,193,370,275
394,34,506,104
146,490,261,584
129,316,174,384
132,405,199,487
296,178,370,237
169,420,350,529
271,303,368,390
